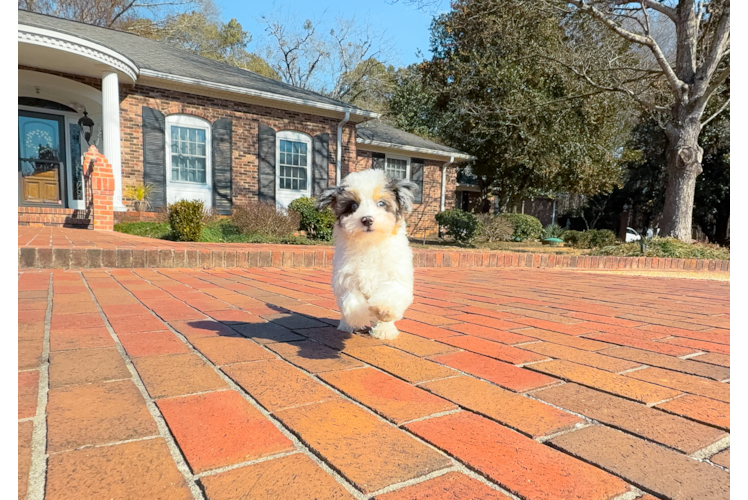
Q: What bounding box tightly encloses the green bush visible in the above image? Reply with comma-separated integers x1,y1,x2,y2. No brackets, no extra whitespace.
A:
503,213,543,241
562,230,584,247
232,202,301,238
588,229,617,248
541,223,565,240
594,237,729,260
476,214,514,242
289,196,335,241
563,229,617,248
168,199,205,242
435,208,480,244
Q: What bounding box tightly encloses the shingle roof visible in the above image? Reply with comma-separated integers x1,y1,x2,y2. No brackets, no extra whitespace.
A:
18,9,375,117
356,121,473,160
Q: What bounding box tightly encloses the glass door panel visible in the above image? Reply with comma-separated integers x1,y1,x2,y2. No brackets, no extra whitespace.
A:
19,112,65,205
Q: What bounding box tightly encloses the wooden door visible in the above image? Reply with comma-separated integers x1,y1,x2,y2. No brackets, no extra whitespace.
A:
18,111,65,206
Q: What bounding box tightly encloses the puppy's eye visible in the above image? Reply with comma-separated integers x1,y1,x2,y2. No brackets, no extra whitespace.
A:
351,203,359,211
377,201,386,207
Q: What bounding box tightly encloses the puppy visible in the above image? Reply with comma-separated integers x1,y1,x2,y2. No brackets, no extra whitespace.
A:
316,169,416,340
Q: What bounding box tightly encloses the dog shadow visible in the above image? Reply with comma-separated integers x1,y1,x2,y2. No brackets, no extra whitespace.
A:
183,308,369,361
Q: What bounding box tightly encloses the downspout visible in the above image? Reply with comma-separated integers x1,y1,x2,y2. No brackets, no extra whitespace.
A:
336,111,350,185
439,156,454,239
440,156,454,212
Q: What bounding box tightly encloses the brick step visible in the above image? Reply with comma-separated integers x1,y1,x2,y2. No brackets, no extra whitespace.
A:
18,246,730,271
18,207,91,228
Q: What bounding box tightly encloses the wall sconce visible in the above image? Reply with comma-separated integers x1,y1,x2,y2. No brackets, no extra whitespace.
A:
78,111,95,145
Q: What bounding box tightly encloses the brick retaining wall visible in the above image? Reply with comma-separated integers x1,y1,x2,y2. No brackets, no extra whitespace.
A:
18,245,729,272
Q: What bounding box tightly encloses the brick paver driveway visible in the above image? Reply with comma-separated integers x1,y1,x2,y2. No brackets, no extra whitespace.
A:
19,267,729,499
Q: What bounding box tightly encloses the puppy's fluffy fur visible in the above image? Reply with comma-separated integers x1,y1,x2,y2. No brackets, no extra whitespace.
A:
316,169,416,339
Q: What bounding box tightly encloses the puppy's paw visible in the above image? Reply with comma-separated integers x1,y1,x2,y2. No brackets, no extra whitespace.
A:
370,321,399,340
368,305,398,323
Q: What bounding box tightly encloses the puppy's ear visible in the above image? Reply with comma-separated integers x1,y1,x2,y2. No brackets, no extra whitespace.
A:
315,186,342,211
391,179,418,216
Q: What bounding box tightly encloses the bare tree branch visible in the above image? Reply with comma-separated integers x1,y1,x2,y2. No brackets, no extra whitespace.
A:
694,4,730,93
700,64,729,104
701,97,729,127
619,0,677,22
567,0,686,98
108,0,136,26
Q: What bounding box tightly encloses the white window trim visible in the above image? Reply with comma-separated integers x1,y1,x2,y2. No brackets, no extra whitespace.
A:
275,130,312,195
384,154,411,180
165,114,212,187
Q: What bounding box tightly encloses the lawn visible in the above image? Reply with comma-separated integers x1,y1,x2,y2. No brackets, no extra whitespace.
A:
408,239,585,255
115,221,729,260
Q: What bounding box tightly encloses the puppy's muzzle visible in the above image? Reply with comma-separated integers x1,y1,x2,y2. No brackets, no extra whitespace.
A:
361,216,374,232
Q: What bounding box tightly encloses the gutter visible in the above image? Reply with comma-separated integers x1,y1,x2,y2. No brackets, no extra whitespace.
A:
356,138,474,161
336,111,350,185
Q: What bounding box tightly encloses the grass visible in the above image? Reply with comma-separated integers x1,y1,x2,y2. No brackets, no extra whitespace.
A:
114,219,328,245
408,238,585,255
115,222,730,261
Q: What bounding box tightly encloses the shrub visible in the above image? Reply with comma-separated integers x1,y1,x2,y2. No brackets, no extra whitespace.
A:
232,202,301,238
594,237,729,260
588,229,617,248
541,223,565,240
168,199,205,242
476,214,514,242
562,230,585,247
289,196,335,241
202,206,222,225
435,208,480,244
503,213,543,241
563,229,617,248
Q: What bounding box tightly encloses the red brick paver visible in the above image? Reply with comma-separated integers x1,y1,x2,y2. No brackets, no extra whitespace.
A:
18,265,729,499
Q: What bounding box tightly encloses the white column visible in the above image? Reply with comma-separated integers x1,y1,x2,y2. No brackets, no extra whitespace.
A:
102,71,125,211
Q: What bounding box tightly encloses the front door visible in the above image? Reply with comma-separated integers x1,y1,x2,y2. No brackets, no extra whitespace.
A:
18,111,66,206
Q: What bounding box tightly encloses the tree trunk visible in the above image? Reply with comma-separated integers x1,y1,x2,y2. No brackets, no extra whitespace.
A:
661,115,703,241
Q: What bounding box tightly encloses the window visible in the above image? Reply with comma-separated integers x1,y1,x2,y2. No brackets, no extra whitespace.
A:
165,115,212,207
170,126,207,183
385,156,409,180
275,130,312,209
278,139,308,191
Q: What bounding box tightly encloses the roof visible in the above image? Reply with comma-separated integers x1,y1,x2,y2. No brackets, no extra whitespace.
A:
356,121,473,161
18,9,376,118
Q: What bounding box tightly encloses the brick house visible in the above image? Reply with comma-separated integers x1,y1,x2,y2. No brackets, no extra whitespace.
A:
18,10,471,236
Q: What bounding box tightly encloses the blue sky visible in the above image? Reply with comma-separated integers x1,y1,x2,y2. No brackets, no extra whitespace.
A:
216,0,446,67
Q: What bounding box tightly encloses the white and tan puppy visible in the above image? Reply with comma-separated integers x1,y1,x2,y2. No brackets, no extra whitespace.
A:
316,169,416,340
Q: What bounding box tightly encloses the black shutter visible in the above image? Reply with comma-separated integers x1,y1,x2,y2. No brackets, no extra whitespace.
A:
411,158,424,204
258,123,276,203
212,118,233,215
312,133,329,196
372,152,385,170
142,107,166,209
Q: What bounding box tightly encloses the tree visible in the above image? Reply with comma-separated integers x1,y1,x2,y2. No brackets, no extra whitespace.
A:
547,0,730,241
18,0,201,28
126,12,280,80
258,11,397,107
569,85,729,243
389,0,636,211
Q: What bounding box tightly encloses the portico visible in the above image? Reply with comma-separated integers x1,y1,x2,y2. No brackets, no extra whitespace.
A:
18,23,135,212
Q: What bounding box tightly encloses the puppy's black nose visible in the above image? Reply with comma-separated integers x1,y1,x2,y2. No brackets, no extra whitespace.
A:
361,216,374,227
